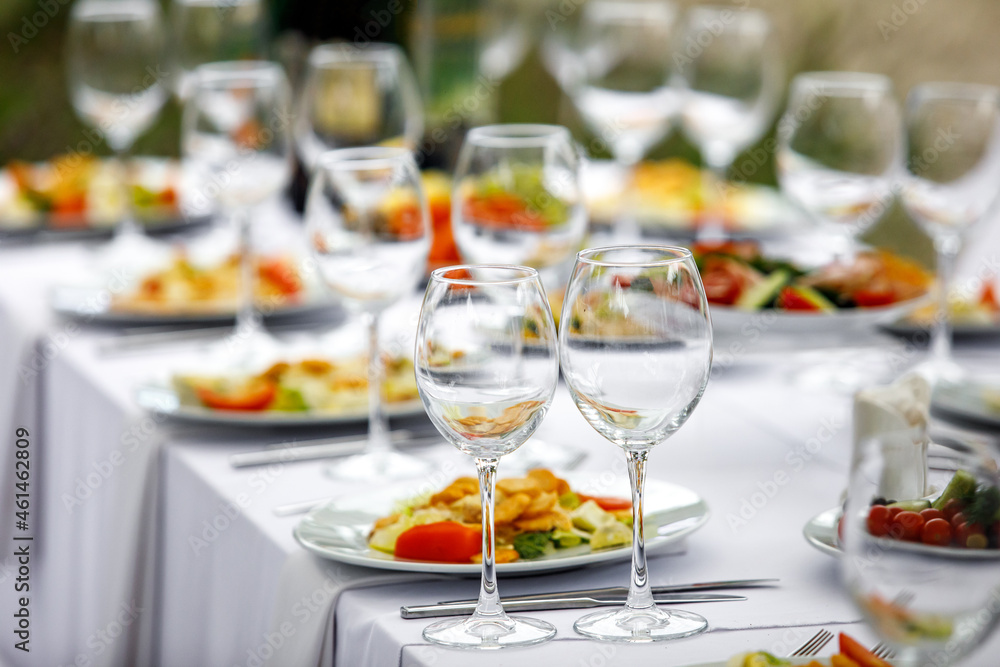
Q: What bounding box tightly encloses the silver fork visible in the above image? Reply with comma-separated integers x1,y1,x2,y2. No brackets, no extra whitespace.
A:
870,641,896,661
789,628,834,657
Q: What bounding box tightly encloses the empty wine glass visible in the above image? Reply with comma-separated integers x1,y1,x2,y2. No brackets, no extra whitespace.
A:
778,72,903,262
570,0,679,238
675,6,781,240
452,124,586,299
415,265,559,648
901,83,1000,380
842,432,1000,666
559,246,713,642
170,0,268,100
295,42,424,172
305,147,431,480
66,0,168,245
182,61,292,359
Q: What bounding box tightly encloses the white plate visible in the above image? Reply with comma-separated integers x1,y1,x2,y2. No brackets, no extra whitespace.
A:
294,475,709,575
687,660,832,667
710,297,928,337
932,378,1000,430
135,383,426,426
804,507,1000,560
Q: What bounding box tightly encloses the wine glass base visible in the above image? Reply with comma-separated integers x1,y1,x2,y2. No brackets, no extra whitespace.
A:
423,614,556,649
573,606,708,643
323,450,433,481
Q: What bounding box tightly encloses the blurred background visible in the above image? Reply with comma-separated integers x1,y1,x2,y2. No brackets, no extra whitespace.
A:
3,0,1000,262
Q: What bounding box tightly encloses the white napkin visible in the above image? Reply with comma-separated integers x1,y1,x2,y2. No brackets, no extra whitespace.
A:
853,373,930,501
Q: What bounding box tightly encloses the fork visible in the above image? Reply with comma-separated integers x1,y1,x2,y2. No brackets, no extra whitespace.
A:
870,641,896,661
789,628,834,657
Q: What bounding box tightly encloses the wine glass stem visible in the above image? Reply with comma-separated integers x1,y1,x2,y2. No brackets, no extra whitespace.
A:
235,207,262,339
625,447,654,610
113,148,142,238
363,310,391,456
697,160,731,243
617,154,642,242
931,232,961,366
473,457,505,620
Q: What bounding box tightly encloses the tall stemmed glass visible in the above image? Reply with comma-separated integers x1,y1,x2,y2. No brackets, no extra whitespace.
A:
306,147,431,480
415,266,559,648
570,0,679,239
66,0,168,248
675,6,781,240
559,246,713,642
778,72,903,262
170,0,268,101
901,83,1000,380
842,432,1000,666
295,42,424,172
182,61,292,358
452,124,586,303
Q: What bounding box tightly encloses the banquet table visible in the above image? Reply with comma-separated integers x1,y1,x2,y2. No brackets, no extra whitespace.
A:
1,228,999,667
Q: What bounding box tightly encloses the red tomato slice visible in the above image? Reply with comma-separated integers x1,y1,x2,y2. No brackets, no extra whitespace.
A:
839,632,893,667
196,380,276,411
578,494,632,512
853,289,896,307
258,259,302,296
394,522,482,563
777,287,821,311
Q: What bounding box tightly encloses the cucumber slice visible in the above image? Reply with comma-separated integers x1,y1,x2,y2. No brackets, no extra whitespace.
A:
736,270,790,311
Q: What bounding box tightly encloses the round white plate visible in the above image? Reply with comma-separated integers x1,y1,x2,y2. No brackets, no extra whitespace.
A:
135,383,425,426
932,378,1000,430
687,660,832,667
804,507,1000,560
294,475,709,575
710,297,928,337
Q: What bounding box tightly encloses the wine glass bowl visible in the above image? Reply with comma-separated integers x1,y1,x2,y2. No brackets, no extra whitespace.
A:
452,124,586,295
559,246,713,642
295,42,424,172
778,72,903,259
841,433,1000,666
414,265,559,649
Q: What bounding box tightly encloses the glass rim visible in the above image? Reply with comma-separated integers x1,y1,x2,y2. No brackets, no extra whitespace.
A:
791,71,894,95
429,264,541,286
309,41,400,67
192,60,286,88
907,81,1000,104
686,5,770,29
316,146,415,171
574,245,693,268
465,124,572,149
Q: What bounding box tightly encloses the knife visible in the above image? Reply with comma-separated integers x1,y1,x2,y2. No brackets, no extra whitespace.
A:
401,592,746,619
230,432,440,468
435,578,779,606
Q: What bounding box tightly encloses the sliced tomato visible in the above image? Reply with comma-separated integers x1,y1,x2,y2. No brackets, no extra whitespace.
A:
612,275,632,289
701,272,741,305
461,193,548,232
577,494,632,511
195,380,276,411
838,632,892,667
258,259,302,296
853,289,896,307
394,521,482,563
979,281,999,311
777,286,821,311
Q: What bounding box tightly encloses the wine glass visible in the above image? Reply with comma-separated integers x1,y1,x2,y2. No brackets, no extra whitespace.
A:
182,61,292,358
842,432,1000,666
452,124,586,301
777,72,903,262
305,147,431,480
170,0,268,101
569,0,680,238
559,246,713,642
414,265,559,648
295,42,424,172
675,6,781,240
66,0,168,246
901,83,1000,380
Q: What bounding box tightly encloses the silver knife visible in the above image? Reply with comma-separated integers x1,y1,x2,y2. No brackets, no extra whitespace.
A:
230,432,440,468
401,592,746,619
435,578,779,605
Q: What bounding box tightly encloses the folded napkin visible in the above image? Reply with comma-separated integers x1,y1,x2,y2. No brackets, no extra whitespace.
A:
853,373,931,501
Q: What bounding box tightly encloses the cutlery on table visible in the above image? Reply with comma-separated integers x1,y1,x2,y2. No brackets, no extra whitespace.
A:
789,628,834,657
400,592,746,619
435,578,779,605
230,430,440,469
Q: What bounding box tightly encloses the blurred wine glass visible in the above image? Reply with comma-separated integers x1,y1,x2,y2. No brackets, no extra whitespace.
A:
415,265,559,648
778,72,903,262
676,6,781,240
170,0,268,101
182,61,292,360
305,147,431,480
66,0,168,247
295,42,423,172
569,0,679,238
901,83,1000,380
559,245,713,642
452,124,586,300
842,432,1000,666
